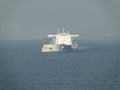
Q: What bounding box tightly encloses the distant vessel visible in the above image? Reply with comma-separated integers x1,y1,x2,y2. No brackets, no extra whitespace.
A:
42,29,79,52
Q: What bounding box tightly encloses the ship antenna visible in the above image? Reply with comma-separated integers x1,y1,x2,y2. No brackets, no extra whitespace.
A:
63,28,65,33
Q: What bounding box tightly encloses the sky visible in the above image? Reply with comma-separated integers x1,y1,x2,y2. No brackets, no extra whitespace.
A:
0,0,120,40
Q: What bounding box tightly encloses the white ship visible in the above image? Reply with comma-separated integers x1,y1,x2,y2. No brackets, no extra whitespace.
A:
42,29,79,52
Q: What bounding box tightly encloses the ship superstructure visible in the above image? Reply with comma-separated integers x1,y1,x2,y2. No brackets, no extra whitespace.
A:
42,29,79,52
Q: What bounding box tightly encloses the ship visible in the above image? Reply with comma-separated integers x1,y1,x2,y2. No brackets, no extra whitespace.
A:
42,29,79,52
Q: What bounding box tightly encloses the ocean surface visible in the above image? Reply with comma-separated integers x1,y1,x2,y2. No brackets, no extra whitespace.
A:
0,39,120,90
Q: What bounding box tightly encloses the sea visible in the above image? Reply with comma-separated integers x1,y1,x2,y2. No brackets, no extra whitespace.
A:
0,39,120,90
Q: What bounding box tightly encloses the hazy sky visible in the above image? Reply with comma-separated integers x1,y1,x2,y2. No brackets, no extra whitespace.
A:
0,0,120,40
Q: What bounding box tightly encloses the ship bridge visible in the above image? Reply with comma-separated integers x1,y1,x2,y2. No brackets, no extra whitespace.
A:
48,29,79,45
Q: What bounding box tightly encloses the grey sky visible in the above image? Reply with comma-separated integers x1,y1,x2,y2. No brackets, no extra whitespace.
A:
0,0,120,40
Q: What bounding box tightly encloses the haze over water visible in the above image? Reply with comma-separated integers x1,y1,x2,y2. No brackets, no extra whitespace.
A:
0,0,120,40
0,0,120,89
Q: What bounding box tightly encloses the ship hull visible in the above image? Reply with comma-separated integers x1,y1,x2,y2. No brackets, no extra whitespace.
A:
42,44,76,52
42,44,61,52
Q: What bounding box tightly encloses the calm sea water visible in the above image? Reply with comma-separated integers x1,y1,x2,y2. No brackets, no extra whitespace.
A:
0,40,120,90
